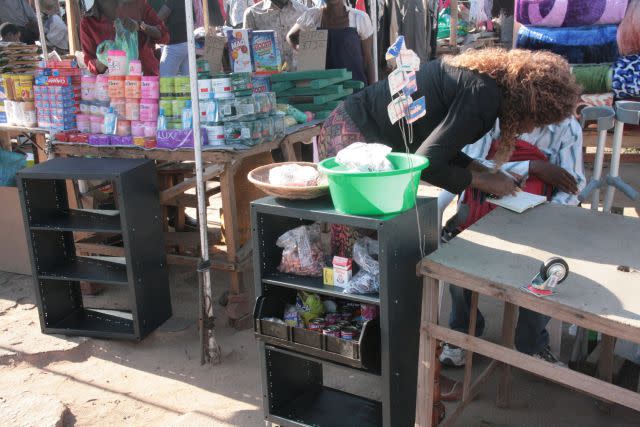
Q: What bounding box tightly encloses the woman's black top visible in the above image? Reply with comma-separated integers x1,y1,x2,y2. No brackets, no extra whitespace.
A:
343,58,502,194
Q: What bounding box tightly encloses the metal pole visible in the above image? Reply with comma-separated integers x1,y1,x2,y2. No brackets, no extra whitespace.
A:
370,0,378,82
34,0,49,58
184,0,222,364
590,129,607,210
603,119,624,213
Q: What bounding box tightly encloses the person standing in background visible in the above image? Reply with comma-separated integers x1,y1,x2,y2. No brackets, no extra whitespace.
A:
226,0,253,27
155,0,191,76
286,0,375,85
243,0,307,71
0,0,38,44
40,0,69,52
80,0,169,76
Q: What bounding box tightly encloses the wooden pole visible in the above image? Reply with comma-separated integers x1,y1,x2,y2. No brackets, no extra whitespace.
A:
370,0,378,82
450,0,458,50
34,0,49,58
64,0,80,53
202,0,210,31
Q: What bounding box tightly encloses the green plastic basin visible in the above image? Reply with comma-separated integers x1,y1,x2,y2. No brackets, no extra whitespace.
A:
317,153,429,216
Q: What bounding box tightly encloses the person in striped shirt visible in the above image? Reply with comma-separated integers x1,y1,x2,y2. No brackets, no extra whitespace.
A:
437,117,586,391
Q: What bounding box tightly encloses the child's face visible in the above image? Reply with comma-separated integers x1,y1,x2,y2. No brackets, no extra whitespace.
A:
2,32,21,42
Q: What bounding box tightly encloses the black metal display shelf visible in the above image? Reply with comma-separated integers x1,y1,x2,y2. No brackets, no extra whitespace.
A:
255,294,381,371
29,209,121,233
252,196,439,427
268,386,382,427
262,272,379,305
47,308,134,338
18,158,171,340
38,257,128,285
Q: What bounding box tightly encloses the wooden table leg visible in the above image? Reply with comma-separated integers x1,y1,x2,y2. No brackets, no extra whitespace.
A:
596,334,616,413
462,291,479,402
416,276,440,427
220,163,241,296
33,133,48,163
496,302,517,408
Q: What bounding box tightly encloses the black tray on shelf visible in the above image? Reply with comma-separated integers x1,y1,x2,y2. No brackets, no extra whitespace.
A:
254,295,380,371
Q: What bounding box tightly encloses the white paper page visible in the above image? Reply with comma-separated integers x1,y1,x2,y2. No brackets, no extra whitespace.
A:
488,192,547,214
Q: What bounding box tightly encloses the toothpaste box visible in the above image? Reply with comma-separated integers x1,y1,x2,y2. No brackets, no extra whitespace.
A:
251,30,281,72
226,29,254,73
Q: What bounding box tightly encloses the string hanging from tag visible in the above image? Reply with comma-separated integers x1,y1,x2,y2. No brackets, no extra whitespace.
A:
385,41,426,258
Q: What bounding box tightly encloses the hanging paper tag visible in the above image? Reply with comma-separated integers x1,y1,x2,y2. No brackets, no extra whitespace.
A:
397,49,420,71
385,36,405,60
387,95,410,124
402,71,417,96
388,69,408,94
406,96,426,124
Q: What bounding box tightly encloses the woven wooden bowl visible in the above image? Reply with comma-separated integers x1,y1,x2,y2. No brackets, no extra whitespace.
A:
248,162,329,200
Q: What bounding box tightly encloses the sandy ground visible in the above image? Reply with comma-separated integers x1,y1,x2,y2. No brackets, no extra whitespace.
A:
0,164,639,427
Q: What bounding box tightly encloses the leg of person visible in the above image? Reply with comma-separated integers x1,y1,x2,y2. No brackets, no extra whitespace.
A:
160,44,183,77
515,307,564,365
440,285,485,368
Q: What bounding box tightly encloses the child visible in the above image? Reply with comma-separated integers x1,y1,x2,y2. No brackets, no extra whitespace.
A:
0,23,22,42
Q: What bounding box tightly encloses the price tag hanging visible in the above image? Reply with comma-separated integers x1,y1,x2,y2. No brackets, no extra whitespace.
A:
388,68,408,95
387,95,411,124
406,96,426,124
385,36,405,60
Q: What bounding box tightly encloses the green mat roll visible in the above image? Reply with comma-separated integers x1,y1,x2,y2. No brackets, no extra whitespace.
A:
571,63,613,94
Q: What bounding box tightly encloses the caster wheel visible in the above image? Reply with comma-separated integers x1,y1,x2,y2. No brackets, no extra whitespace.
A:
540,257,569,284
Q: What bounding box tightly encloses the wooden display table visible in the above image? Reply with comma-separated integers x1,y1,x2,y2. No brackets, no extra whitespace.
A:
416,205,640,426
48,122,322,326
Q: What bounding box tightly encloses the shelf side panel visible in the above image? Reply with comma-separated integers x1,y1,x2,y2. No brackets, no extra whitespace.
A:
378,197,439,427
118,162,171,337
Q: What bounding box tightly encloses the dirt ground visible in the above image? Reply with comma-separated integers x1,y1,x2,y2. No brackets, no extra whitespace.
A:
1,164,639,427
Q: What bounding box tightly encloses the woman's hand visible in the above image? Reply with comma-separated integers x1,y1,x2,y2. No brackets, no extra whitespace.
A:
121,17,140,33
530,160,578,194
471,170,518,197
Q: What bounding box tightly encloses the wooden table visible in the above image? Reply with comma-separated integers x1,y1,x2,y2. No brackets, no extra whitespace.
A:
415,205,640,426
0,124,49,163
48,123,322,327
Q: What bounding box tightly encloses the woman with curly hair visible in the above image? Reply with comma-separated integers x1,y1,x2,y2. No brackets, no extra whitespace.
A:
319,48,581,199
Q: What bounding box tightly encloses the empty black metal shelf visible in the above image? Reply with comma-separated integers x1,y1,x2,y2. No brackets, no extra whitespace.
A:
263,272,379,305
269,386,382,427
29,209,121,232
47,308,135,338
38,257,127,285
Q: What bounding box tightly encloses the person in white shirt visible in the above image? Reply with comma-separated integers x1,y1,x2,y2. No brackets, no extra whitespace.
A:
437,117,585,377
226,0,253,27
40,0,69,52
286,0,374,85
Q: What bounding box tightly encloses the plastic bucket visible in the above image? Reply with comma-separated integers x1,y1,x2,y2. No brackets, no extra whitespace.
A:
318,153,429,215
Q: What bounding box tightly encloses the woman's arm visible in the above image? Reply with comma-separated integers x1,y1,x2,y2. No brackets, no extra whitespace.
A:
361,36,375,84
80,19,106,74
286,23,302,49
416,86,503,194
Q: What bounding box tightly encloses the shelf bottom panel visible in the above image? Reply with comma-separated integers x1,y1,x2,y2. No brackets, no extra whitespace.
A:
45,308,136,338
270,386,382,427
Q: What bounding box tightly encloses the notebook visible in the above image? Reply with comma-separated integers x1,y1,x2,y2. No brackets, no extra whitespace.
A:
487,191,547,214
